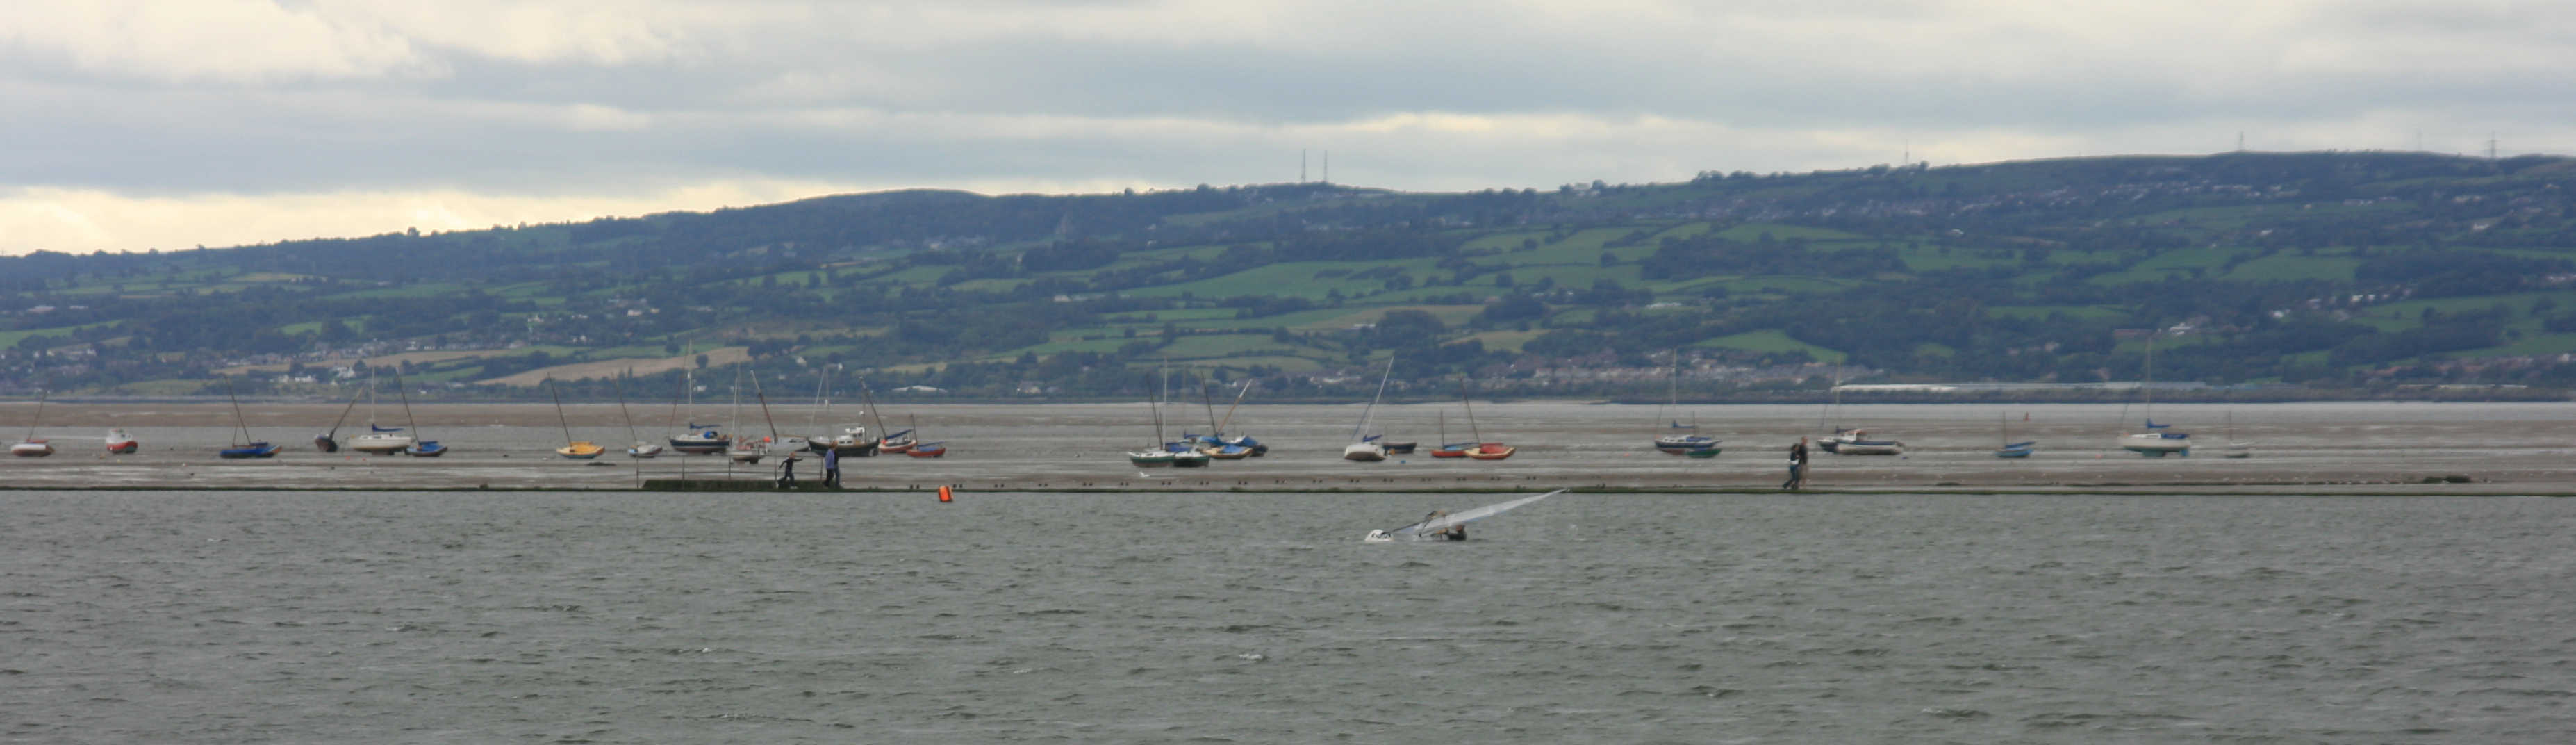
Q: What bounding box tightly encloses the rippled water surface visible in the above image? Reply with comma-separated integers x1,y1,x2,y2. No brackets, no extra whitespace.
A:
6,490,2571,743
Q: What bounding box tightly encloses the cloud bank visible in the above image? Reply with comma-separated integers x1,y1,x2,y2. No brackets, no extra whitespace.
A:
5,0,2572,254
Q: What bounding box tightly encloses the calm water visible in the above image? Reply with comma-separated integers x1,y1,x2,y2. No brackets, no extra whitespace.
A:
5,490,2571,743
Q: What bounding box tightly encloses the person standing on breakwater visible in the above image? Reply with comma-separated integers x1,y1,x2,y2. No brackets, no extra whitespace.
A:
822,445,841,489
777,451,800,489
1782,437,1808,491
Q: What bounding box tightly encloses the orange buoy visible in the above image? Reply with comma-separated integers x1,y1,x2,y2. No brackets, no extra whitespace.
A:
936,485,952,502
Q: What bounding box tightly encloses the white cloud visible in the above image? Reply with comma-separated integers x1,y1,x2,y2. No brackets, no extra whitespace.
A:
9,1,2576,254
0,0,429,83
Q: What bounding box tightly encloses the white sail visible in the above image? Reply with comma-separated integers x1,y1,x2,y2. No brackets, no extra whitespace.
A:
1371,489,1564,540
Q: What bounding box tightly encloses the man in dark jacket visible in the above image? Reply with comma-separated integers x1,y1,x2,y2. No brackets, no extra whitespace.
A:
1783,437,1808,490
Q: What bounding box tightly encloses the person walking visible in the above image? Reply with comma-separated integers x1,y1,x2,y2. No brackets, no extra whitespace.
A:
1782,437,1808,491
776,451,800,489
822,445,841,489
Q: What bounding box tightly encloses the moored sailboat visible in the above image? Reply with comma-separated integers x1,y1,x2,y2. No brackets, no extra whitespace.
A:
616,370,659,458
2118,334,2190,457
217,380,279,459
1341,357,1396,462
391,368,445,457
2222,411,2253,458
349,368,413,455
1652,351,1720,455
1995,411,2036,459
1130,363,1185,467
11,390,54,457
547,377,604,459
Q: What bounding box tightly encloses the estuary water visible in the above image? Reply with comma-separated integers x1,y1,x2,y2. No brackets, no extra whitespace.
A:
4,490,2571,743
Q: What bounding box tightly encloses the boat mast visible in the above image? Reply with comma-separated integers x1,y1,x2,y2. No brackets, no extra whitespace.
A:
1199,374,1223,436
546,377,575,443
1212,379,1252,436
750,371,781,443
615,370,642,445
224,379,252,446
1463,382,1483,443
24,389,44,441
1351,355,1394,443
324,386,360,440
861,383,890,441
393,368,424,442
666,345,691,435
807,366,830,435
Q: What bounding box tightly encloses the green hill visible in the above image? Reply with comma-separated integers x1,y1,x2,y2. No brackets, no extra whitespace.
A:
7,152,2576,400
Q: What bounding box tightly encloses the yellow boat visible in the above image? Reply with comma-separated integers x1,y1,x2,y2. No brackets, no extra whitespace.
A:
556,441,605,459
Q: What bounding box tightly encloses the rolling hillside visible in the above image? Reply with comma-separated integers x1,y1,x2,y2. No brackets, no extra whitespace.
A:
6,152,2576,401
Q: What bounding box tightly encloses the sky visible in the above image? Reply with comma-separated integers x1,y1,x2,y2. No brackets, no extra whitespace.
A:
6,0,2574,256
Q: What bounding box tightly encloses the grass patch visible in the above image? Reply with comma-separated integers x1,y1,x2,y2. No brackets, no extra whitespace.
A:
1696,329,1844,362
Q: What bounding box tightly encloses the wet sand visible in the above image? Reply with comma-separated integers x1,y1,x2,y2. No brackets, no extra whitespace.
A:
3,400,2571,493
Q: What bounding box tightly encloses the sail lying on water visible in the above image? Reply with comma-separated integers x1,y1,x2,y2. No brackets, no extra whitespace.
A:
1369,489,1564,541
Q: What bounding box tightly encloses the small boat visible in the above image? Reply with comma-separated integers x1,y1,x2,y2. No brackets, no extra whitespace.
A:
1995,412,2036,459
1194,381,1269,455
545,377,604,459
1428,412,1473,457
13,391,55,457
875,429,916,454
1366,489,1565,542
907,441,947,458
2222,411,2253,458
389,368,445,457
829,425,878,456
217,381,279,459
1341,357,1396,462
1458,383,1513,461
105,428,140,455
727,437,766,464
669,425,730,454
1654,434,1721,455
1822,428,1904,456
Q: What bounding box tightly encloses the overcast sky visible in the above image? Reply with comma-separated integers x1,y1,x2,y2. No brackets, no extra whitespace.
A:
5,0,2572,256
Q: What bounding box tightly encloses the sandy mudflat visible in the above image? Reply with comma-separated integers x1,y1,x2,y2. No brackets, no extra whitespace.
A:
3,400,2571,493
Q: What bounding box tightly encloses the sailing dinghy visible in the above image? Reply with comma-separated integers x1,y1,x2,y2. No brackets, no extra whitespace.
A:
1364,489,1565,542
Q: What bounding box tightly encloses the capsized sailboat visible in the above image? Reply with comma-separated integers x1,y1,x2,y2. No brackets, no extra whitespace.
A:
1364,489,1566,542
